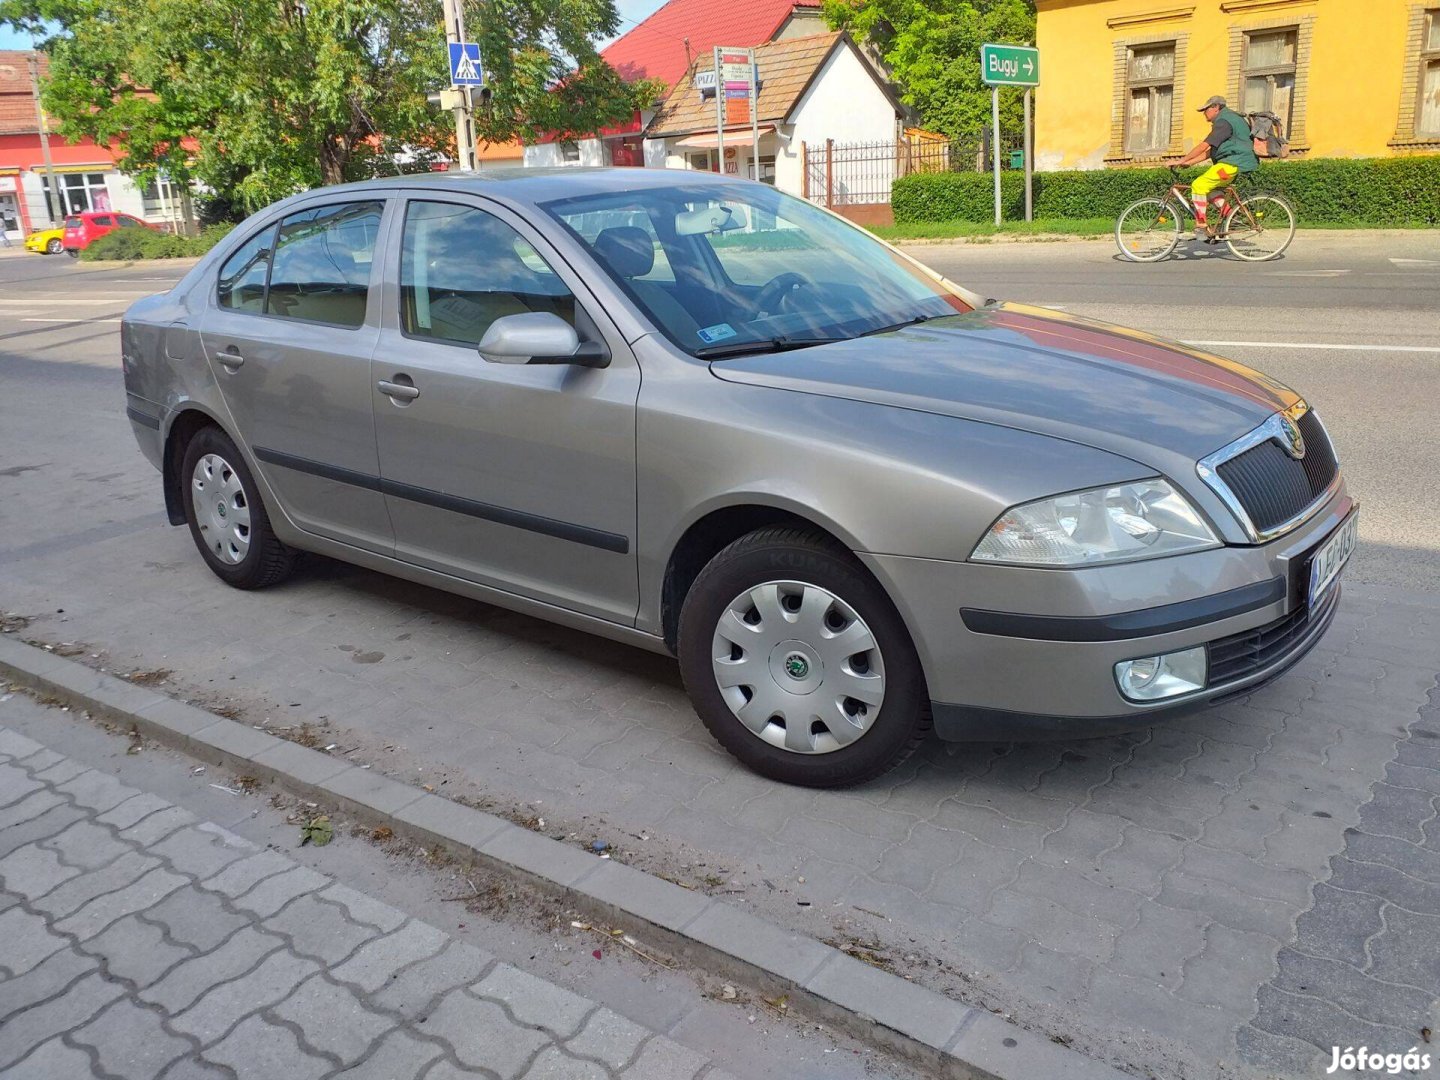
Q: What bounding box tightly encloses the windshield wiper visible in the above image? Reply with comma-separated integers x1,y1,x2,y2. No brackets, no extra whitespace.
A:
857,313,933,338
695,336,844,360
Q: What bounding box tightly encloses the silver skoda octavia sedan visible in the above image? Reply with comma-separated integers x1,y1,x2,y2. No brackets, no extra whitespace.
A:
121,169,1356,787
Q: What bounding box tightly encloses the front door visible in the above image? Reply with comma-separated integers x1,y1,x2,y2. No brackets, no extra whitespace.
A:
372,194,640,625
198,199,394,554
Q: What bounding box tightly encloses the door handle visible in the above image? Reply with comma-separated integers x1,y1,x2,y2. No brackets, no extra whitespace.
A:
216,347,244,371
377,380,420,402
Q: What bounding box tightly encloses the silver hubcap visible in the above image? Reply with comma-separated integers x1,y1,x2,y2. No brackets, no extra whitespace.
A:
711,580,886,755
192,453,251,564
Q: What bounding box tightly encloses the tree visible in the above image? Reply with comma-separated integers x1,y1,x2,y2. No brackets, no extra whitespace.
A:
821,0,1035,142
0,0,657,211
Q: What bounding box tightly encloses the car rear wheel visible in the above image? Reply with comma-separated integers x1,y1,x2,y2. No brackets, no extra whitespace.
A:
677,527,930,787
46,239,62,254
181,426,296,590
65,248,78,259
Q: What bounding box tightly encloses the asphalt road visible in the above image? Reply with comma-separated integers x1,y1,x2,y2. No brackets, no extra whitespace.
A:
2,235,1440,1079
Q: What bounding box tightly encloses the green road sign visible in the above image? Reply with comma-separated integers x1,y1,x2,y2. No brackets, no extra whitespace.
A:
981,43,1039,87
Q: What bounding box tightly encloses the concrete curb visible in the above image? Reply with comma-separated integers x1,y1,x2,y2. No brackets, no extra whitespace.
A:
0,635,1128,1080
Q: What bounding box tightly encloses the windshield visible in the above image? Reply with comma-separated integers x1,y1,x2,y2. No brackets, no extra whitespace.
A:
542,182,972,357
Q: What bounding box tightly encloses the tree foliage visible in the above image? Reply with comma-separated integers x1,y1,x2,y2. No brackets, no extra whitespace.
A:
0,0,656,210
821,0,1035,140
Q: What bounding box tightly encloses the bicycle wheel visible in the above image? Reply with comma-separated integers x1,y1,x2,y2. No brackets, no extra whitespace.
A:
1115,198,1182,262
1225,194,1295,261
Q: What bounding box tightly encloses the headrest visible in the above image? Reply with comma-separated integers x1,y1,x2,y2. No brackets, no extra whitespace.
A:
593,226,655,279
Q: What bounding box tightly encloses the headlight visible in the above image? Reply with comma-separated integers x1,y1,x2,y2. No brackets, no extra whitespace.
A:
971,479,1219,567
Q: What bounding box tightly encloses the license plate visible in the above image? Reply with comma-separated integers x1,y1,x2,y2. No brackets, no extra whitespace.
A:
1307,510,1358,608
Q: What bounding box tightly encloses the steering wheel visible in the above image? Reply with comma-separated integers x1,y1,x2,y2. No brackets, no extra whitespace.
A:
755,272,816,317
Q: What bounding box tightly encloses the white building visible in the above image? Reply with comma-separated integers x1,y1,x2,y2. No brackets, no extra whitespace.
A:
643,32,902,212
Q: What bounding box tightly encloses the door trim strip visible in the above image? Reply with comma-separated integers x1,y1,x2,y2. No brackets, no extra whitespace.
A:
253,446,630,554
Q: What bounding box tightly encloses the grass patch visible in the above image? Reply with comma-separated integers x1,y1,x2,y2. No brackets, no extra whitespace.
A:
870,217,1114,242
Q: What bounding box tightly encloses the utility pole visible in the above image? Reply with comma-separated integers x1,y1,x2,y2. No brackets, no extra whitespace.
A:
28,53,63,226
440,0,477,171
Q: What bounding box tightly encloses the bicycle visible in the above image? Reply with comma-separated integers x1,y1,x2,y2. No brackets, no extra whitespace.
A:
1115,167,1296,263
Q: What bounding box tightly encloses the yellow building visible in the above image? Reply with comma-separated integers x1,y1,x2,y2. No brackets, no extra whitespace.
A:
1034,0,1440,170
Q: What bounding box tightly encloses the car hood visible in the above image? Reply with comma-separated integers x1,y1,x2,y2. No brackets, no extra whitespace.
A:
708,303,1298,465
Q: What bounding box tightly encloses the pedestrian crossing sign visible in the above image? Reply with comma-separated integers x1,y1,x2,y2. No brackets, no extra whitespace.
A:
449,42,484,87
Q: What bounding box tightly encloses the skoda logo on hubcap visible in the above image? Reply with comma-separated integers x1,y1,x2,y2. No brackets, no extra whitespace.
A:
784,654,810,680
216,502,227,519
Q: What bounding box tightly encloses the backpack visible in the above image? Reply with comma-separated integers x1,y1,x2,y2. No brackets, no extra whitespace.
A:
1246,111,1290,158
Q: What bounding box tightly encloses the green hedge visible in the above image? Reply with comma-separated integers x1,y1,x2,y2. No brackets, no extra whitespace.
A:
79,222,236,262
892,156,1440,226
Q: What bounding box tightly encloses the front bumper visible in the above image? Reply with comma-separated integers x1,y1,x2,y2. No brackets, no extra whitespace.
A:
860,485,1354,741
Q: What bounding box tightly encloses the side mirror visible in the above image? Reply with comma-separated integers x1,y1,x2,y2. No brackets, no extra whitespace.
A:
477,312,609,368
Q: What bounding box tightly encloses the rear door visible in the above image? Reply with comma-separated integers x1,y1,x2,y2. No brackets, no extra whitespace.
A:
371,193,640,624
197,198,394,553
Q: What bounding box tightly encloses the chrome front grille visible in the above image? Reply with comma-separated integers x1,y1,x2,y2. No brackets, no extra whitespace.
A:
1198,403,1340,542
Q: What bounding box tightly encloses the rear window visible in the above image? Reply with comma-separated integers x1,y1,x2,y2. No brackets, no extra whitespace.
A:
64,217,81,229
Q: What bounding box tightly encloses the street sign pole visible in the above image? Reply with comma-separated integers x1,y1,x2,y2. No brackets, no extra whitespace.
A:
749,53,760,183
713,47,725,175
979,43,1040,229
1024,88,1033,222
991,87,1001,227
441,0,477,171
28,54,62,227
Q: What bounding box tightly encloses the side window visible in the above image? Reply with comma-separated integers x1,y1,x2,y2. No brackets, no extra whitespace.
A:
118,217,142,229
217,226,275,313
401,200,576,346
265,201,383,328
93,215,113,227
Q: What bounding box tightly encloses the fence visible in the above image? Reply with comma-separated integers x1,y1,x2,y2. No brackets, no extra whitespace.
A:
801,132,1024,225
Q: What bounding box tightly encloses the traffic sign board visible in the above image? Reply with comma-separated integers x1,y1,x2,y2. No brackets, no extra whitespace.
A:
448,42,484,87
980,43,1038,87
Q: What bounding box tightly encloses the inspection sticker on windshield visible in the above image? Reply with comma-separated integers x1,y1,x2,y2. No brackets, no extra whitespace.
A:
697,323,737,344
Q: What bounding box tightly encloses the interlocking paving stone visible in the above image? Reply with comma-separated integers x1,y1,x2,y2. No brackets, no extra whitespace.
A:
3,1037,97,1080
331,1028,442,1079
1242,681,1440,1074
201,1013,335,1080
0,725,744,1080
87,911,195,987
271,972,397,1065
72,996,195,1079
563,1008,653,1069
171,948,322,1043
0,970,126,1070
329,921,450,995
0,844,81,900
266,891,383,965
0,943,97,1014
0,905,68,977
472,963,596,1039
427,989,553,1077
372,940,496,1020
142,886,251,952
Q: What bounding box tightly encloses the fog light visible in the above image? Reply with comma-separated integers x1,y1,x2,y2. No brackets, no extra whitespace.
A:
1115,647,1207,702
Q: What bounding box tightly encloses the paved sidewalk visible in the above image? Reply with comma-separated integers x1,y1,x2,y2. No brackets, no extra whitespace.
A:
0,724,738,1080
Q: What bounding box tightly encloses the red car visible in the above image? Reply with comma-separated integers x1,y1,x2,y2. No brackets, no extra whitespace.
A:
62,211,158,256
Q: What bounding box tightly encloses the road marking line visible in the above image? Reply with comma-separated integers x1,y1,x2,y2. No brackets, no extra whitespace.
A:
1271,269,1351,277
1183,339,1440,354
1389,258,1439,268
21,317,123,324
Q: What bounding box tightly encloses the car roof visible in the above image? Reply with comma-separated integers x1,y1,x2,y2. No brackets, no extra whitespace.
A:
281,167,745,211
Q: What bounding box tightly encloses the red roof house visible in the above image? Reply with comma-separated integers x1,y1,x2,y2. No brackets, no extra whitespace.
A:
601,0,823,87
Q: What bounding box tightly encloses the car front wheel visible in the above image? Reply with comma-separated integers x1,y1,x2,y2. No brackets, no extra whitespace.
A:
180,426,296,589
46,239,63,254
677,528,930,787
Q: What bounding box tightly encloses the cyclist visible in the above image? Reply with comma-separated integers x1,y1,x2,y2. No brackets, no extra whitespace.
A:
1175,95,1258,242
